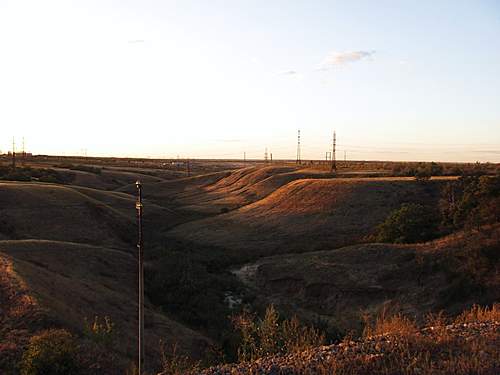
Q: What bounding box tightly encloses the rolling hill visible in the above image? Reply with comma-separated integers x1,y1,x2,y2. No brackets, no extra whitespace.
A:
0,240,211,369
232,225,500,335
168,177,449,259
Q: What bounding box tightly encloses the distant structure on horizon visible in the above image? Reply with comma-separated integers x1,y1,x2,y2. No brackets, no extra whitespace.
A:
331,130,337,172
296,129,301,165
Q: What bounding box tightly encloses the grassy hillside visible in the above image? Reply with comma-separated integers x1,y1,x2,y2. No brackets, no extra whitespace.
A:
232,225,500,335
119,166,334,215
0,240,211,371
0,182,136,249
168,177,450,259
0,181,196,249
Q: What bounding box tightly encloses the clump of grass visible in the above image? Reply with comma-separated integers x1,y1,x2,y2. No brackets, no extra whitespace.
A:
363,307,417,338
158,342,200,375
454,303,500,324
83,316,114,347
232,305,325,362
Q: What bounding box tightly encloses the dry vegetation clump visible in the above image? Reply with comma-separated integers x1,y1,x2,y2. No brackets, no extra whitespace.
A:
231,306,325,363
454,303,500,323
198,305,500,375
363,312,418,338
157,342,201,375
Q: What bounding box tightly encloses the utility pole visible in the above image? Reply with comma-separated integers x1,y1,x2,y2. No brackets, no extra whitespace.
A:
296,129,301,165
135,181,145,375
11,137,16,169
264,148,268,163
270,153,273,163
22,137,26,166
331,131,336,173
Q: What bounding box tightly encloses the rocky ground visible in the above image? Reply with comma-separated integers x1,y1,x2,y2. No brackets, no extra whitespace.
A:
198,320,499,375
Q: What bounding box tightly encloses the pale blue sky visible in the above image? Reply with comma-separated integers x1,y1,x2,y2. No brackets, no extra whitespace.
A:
1,0,499,161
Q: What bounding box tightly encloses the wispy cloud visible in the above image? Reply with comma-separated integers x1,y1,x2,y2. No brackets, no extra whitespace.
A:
318,50,375,70
278,70,303,80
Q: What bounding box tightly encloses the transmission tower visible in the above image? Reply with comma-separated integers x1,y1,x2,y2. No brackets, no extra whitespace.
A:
296,129,301,165
270,152,273,163
331,131,336,173
265,147,268,163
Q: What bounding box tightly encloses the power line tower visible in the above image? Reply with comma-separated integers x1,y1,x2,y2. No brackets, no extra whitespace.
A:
296,129,301,165
331,131,336,173
135,181,145,374
11,137,16,169
264,147,268,163
270,152,273,163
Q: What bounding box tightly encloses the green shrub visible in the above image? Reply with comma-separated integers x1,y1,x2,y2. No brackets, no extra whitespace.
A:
440,175,500,230
376,203,439,243
21,329,79,375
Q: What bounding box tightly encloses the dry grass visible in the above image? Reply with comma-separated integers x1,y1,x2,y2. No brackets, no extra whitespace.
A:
454,303,500,323
363,312,418,338
201,305,500,375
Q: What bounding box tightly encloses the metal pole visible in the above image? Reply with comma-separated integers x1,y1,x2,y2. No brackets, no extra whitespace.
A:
12,137,16,169
135,181,145,374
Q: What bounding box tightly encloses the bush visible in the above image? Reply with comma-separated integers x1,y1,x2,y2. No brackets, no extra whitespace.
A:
232,305,325,362
20,329,79,375
376,203,439,243
440,175,500,230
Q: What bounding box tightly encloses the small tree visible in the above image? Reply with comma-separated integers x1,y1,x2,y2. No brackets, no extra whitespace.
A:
376,203,439,243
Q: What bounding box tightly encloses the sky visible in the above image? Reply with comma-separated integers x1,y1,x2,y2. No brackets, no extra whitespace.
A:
1,0,499,162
